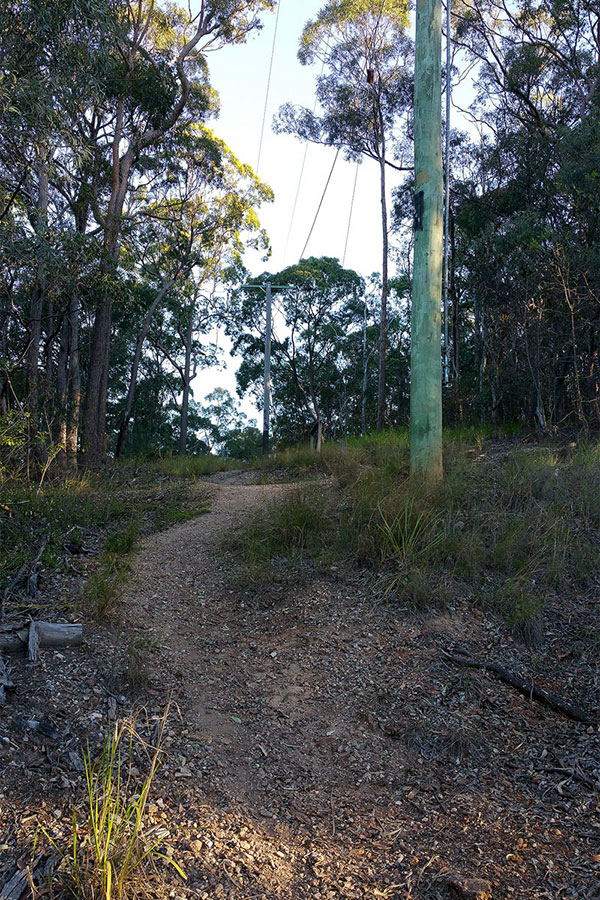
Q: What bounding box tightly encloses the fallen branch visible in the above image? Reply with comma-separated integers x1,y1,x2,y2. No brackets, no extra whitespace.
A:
441,648,594,725
0,621,83,656
544,765,600,790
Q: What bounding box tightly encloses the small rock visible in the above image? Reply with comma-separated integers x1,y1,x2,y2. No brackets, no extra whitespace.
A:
448,876,493,900
189,840,203,853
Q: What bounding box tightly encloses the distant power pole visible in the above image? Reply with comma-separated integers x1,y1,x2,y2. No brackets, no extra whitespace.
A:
263,281,272,456
410,0,444,482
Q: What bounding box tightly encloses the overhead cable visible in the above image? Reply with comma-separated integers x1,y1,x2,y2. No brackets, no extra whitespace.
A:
300,148,340,261
256,0,282,176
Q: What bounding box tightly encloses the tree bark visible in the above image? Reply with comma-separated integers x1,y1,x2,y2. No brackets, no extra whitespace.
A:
179,305,194,455
26,157,49,431
376,136,389,431
410,0,444,483
66,290,81,470
115,279,174,458
56,315,69,465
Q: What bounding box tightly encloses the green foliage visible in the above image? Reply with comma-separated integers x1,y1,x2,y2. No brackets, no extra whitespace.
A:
0,461,211,618
40,709,184,900
230,484,329,580
0,411,30,478
233,434,600,622
83,550,131,618
105,519,140,555
147,453,237,478
126,634,153,692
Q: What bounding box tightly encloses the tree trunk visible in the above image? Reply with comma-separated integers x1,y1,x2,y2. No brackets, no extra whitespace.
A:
450,213,459,379
410,0,444,483
115,279,174,458
56,315,69,466
67,290,81,470
179,306,194,455
361,294,369,434
26,158,49,430
82,117,133,465
82,292,112,463
316,415,323,454
376,150,389,431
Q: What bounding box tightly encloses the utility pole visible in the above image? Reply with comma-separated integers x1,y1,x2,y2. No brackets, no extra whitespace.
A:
410,0,444,482
442,0,451,386
263,281,272,456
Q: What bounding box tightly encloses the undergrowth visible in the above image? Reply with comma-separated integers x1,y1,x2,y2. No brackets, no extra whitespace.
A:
230,434,600,624
38,708,184,900
0,459,210,619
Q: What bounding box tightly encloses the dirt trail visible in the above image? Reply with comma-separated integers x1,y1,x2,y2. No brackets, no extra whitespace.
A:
2,479,598,900
119,481,599,900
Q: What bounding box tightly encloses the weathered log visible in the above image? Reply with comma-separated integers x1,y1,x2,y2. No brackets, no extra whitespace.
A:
28,620,40,662
0,621,82,654
442,648,594,725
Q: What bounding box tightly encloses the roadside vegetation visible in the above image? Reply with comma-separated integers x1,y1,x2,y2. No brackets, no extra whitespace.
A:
39,708,184,900
0,454,218,620
231,431,600,632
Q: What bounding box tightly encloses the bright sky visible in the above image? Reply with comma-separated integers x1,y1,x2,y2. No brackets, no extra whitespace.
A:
194,0,410,421
193,1,476,425
206,1,395,279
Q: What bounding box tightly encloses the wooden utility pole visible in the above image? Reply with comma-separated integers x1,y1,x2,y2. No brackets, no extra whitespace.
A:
263,281,272,456
442,0,451,386
410,0,444,482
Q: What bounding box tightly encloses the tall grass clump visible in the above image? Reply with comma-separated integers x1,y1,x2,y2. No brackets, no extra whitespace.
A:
232,433,600,621
229,484,332,579
39,709,184,900
147,453,237,479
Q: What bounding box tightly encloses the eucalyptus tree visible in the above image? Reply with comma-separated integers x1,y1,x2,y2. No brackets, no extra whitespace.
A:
77,0,276,464
447,0,600,431
0,0,114,462
276,0,412,431
113,124,272,456
232,256,364,450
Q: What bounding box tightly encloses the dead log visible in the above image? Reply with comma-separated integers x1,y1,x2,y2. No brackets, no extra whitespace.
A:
0,621,82,655
441,648,594,725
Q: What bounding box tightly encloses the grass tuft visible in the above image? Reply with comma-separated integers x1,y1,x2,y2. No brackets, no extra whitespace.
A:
39,708,184,900
230,432,600,623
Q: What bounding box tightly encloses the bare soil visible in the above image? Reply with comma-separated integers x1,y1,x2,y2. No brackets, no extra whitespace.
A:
1,478,599,900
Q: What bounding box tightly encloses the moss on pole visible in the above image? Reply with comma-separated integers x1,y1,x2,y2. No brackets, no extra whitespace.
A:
410,0,444,482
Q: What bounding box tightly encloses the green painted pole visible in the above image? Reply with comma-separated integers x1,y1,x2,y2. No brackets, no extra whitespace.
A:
410,0,444,482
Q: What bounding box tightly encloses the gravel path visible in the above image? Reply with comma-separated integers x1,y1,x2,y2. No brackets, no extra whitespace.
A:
118,482,600,900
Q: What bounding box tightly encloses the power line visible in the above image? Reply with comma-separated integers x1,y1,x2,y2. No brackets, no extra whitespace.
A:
282,140,311,266
281,37,331,267
256,0,282,176
300,148,340,261
342,161,360,267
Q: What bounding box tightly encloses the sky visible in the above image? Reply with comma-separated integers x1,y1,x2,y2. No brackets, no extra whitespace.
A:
192,1,454,424
189,0,411,421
